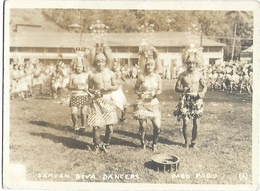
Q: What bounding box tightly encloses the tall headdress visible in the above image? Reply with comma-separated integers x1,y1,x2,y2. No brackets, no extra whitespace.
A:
73,46,90,71
183,22,204,67
182,44,204,67
87,43,114,69
72,13,93,71
89,20,109,44
138,43,162,73
87,20,113,69
138,23,162,74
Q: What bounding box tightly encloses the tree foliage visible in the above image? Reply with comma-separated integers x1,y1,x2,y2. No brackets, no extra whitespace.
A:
41,9,253,60
224,11,253,60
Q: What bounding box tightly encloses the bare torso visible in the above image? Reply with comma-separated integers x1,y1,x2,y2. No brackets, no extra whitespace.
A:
69,72,88,95
175,69,207,97
181,70,201,93
70,73,88,88
88,68,118,95
91,69,112,89
141,74,160,92
135,73,162,98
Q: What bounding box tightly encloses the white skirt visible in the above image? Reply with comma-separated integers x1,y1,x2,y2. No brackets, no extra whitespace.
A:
111,88,127,111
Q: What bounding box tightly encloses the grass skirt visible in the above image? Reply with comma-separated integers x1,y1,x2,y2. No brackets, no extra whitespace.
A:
133,98,161,120
174,93,203,120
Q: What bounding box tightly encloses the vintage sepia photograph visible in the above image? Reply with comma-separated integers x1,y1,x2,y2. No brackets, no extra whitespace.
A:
3,0,259,190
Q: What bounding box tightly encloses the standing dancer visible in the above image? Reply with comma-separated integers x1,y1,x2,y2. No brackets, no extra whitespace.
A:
174,45,207,149
68,59,89,131
88,49,119,153
133,58,162,151
111,59,128,122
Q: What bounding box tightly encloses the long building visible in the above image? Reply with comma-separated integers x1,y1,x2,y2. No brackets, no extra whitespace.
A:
10,31,226,68
240,45,253,63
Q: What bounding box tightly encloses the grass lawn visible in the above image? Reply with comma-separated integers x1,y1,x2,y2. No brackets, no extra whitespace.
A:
7,79,253,185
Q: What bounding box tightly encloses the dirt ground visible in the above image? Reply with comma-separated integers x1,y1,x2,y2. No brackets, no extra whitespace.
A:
7,79,253,185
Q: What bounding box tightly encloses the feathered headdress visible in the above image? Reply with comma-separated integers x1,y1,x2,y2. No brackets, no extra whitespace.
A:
182,44,204,68
138,43,162,74
87,43,114,69
72,47,90,72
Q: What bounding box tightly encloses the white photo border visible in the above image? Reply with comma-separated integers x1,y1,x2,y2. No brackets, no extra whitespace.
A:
3,0,260,190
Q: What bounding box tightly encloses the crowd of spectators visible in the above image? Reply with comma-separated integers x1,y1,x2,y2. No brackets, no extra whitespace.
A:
9,57,253,101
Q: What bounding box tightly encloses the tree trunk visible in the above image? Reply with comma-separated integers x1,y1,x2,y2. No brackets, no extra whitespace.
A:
200,32,203,47
79,11,83,46
231,23,237,61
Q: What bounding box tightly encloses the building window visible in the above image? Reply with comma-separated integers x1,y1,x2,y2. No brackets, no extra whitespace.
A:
119,58,128,67
33,48,45,52
168,47,180,53
241,53,252,57
60,48,74,53
171,59,177,66
203,47,208,52
156,47,167,53
209,58,218,65
130,58,138,66
46,48,58,53
40,59,72,65
17,47,32,52
10,47,17,52
209,47,222,52
111,47,117,53
116,47,129,53
180,47,186,52
129,47,139,53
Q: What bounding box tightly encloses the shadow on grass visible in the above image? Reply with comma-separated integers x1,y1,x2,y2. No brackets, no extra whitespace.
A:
30,121,183,148
114,129,139,139
144,161,157,171
114,129,183,147
158,137,184,147
30,132,92,150
110,136,140,148
30,121,139,148
30,120,96,139
30,120,74,132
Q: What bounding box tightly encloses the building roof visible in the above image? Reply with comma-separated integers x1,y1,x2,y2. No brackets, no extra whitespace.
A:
242,45,253,53
10,31,226,48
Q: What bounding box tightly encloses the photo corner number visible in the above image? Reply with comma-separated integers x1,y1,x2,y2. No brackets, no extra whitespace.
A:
238,173,248,181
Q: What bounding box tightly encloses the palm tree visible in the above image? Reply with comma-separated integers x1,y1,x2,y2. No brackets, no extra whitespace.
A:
225,11,250,61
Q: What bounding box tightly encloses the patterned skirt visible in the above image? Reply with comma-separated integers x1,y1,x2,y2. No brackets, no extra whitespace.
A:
70,95,89,107
174,93,203,120
88,94,118,127
133,98,161,120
